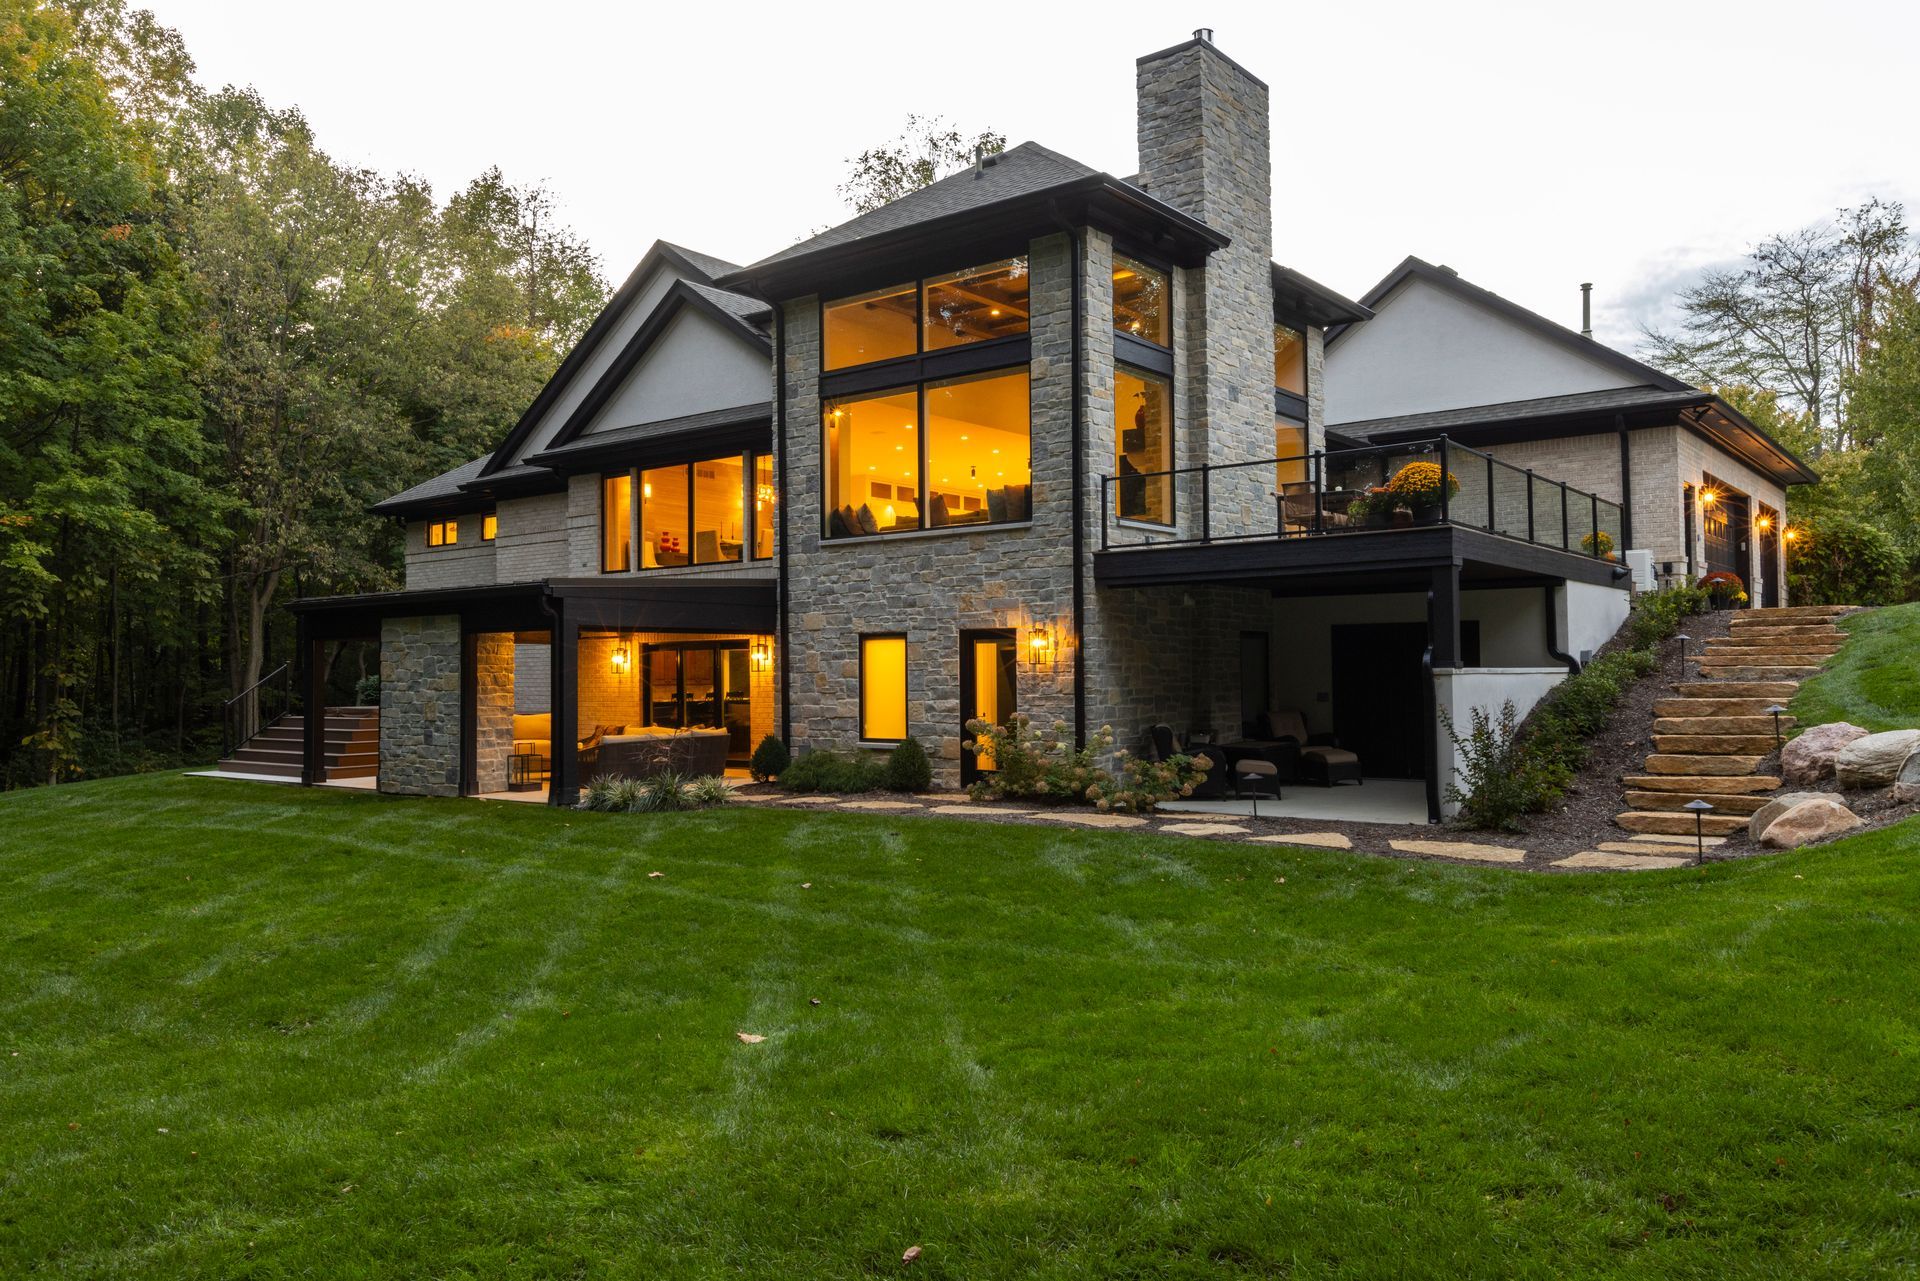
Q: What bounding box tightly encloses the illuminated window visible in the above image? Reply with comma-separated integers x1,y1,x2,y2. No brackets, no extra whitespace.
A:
1276,417,1307,487
824,387,920,538
753,452,775,560
1114,255,1170,345
1116,365,1172,524
924,257,1029,351
1274,323,1306,396
926,369,1030,527
426,518,458,548
601,473,631,572
823,282,916,370
641,464,688,568
692,456,744,564
860,635,908,742
481,512,498,541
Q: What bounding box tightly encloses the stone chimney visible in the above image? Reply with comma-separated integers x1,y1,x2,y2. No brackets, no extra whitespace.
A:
1136,30,1274,468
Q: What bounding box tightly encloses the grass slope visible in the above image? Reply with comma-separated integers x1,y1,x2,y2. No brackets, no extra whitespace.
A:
2,775,1917,1278
1791,602,1920,733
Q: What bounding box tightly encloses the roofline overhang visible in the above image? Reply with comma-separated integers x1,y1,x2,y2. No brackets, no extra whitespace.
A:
524,410,772,474
1272,263,1372,328
715,176,1229,300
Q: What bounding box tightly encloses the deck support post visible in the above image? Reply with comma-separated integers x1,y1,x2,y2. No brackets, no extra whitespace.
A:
299,615,325,786
1423,562,1461,825
549,606,579,807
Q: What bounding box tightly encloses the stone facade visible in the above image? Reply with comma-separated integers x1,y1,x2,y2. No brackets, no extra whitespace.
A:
472,632,516,795
379,614,462,796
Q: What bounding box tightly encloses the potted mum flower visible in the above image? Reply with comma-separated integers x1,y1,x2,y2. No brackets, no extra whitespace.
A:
1580,530,1617,560
1697,570,1746,609
1386,461,1461,525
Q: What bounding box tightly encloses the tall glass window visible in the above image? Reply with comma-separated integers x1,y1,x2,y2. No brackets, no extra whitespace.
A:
601,474,631,572
753,452,776,560
1116,366,1172,524
924,257,1029,351
926,369,1030,527
1114,256,1170,345
860,635,908,742
824,388,920,537
1275,323,1307,395
640,464,688,568
692,455,745,564
1276,418,1308,488
822,282,916,370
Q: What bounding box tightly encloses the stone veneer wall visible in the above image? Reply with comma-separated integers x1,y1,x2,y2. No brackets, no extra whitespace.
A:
379,614,461,796
473,632,515,795
780,234,1078,786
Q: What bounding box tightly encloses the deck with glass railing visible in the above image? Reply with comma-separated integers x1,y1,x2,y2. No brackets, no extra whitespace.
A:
1098,436,1623,561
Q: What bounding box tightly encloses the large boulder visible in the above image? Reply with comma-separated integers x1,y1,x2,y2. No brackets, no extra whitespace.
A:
1747,791,1829,841
1896,753,1920,804
1834,729,1920,790
1782,722,1870,785
1758,798,1864,849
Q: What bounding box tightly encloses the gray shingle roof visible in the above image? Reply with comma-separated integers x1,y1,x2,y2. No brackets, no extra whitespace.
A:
1330,387,1707,442
686,280,770,327
658,241,742,281
524,404,771,467
370,454,493,515
743,143,1103,271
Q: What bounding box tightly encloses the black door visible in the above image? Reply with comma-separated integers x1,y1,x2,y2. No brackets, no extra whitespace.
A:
1757,514,1781,607
959,630,1017,786
1330,621,1480,780
1239,631,1270,735
1703,493,1751,593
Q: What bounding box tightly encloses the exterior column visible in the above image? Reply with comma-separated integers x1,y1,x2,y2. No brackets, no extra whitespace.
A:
1424,562,1461,825
299,618,325,786
549,608,579,806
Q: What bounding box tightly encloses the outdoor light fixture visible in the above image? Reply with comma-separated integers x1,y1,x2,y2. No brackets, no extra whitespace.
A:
1683,798,1715,865
1700,489,1719,507
1755,513,1772,531
610,643,630,676
1675,633,1692,667
1765,703,1789,749
1785,527,1800,543
750,640,772,671
1026,624,1057,669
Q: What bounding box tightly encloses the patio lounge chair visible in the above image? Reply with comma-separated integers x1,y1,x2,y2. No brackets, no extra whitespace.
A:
1148,723,1229,799
1248,709,1361,787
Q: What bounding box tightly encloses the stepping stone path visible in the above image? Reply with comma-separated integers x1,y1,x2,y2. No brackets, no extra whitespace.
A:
1159,822,1250,836
1389,838,1527,864
1251,832,1353,849
1553,850,1690,871
1618,604,1854,840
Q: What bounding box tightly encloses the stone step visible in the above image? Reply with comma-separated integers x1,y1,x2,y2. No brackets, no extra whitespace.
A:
1671,681,1800,699
1624,789,1772,815
1692,664,1824,680
1723,623,1845,638
1742,605,1852,618
1615,810,1749,836
1643,754,1770,775
326,764,377,780
1622,773,1782,793
1708,634,1844,648
1702,644,1843,660
1653,697,1790,717
1650,734,1777,755
1651,715,1793,735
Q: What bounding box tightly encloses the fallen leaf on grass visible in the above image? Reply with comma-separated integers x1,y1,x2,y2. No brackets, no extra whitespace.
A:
801,882,812,889
736,1032,765,1044
647,871,665,879
809,998,822,1007
902,1244,922,1264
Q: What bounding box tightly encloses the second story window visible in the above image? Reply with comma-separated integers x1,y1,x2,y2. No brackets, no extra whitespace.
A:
1114,256,1170,345
822,256,1029,371
481,512,498,541
601,473,632,572
1116,366,1172,525
1274,323,1307,396
426,518,458,547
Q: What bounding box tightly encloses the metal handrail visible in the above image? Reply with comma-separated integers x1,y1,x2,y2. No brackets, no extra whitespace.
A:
222,661,293,758
223,661,289,711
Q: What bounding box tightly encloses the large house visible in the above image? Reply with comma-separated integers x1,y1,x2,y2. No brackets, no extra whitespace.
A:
280,31,1815,820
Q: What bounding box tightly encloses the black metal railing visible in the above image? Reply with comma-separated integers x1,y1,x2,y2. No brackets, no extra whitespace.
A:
222,661,295,758
1098,435,1624,558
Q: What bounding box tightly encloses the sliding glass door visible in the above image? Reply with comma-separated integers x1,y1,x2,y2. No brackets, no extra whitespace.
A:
642,641,752,762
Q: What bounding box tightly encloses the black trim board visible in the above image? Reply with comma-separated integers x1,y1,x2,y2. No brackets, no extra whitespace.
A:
288,578,777,641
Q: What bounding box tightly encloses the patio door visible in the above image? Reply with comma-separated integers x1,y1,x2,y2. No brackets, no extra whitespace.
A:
642,641,752,763
1703,489,1751,599
1239,631,1270,735
960,630,1017,786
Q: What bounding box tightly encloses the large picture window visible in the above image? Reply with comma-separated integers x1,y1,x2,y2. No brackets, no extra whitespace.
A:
860,635,908,743
825,371,1031,539
640,464,688,567
822,256,1029,372
601,474,631,572
1114,255,1170,346
1116,366,1172,525
1274,323,1307,396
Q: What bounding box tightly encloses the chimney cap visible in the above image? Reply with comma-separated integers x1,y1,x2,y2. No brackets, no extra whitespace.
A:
1193,26,1214,41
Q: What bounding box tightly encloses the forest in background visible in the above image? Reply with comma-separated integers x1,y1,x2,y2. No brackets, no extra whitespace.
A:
4,1,1917,789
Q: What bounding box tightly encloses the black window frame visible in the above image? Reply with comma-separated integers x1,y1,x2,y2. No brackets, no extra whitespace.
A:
820,254,1033,378
1114,361,1176,529
1112,249,1174,354
858,632,910,745
426,517,459,549
1273,317,1310,423
599,471,632,573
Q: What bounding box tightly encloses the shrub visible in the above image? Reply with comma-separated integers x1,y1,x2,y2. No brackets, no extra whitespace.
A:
355,674,380,705
964,716,1116,803
1443,702,1555,832
1624,583,1707,651
580,775,642,813
1085,749,1210,813
1788,516,1904,606
578,771,729,812
749,735,790,783
686,775,733,807
1698,570,1749,607
884,737,933,792
779,749,887,793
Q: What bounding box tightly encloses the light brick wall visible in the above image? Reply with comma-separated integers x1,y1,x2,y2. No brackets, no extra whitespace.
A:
402,513,495,591
378,614,461,796
493,491,568,583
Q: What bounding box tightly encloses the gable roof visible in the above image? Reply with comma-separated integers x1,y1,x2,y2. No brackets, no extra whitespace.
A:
474,239,755,481
1328,255,1692,393
717,141,1229,297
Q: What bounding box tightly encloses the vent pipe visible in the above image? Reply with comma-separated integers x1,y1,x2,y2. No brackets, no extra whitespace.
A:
1580,282,1593,339
1193,26,1214,41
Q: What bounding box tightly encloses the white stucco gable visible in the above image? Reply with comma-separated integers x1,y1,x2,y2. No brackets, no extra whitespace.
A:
576,305,769,436
1325,270,1648,425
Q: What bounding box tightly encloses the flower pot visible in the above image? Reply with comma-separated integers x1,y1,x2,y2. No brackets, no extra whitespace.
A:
1411,503,1444,526
1390,509,1414,528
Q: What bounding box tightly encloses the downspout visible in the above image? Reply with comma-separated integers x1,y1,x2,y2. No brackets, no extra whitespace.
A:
1543,583,1580,674
1049,203,1088,748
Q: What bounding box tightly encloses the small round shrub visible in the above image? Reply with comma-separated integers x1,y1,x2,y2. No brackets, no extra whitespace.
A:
884,737,933,792
749,734,790,783
778,749,886,793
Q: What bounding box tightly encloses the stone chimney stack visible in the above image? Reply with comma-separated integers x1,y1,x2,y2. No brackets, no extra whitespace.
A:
1136,31,1274,467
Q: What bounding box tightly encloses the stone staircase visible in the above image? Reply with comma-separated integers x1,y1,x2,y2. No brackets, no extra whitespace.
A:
214,706,380,781
1616,605,1852,837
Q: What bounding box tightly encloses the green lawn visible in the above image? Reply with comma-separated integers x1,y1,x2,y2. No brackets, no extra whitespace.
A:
1792,602,1920,733
2,776,1917,1278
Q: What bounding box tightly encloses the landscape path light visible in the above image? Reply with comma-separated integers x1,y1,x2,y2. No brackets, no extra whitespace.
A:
1765,703,1789,750
1683,798,1715,865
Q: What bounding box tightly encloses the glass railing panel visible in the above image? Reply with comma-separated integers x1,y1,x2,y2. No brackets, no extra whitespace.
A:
1447,444,1493,530
1488,459,1533,539
1531,474,1567,549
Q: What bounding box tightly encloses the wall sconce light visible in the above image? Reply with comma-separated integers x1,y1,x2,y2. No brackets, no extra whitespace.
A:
750,640,772,671
1026,623,1058,669
610,643,630,676
1755,513,1772,531
1700,489,1719,507
1784,527,1800,544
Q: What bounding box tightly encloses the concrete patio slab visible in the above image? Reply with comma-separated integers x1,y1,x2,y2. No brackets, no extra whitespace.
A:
1159,778,1428,825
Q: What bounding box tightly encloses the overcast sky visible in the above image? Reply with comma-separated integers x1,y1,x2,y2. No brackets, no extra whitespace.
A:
144,0,1913,351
